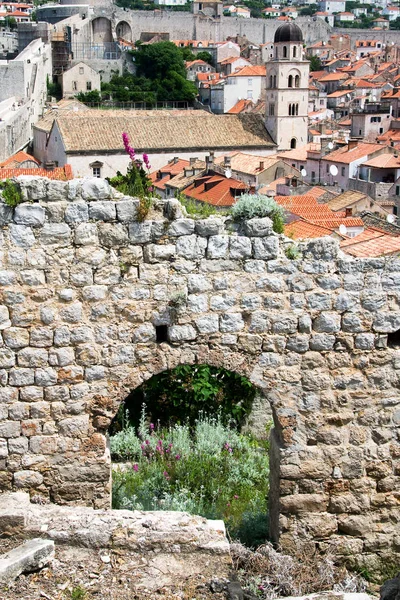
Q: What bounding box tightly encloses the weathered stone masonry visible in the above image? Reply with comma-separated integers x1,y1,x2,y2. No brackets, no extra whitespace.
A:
0,176,399,571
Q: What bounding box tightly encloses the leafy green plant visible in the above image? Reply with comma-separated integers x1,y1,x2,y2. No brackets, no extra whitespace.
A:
168,291,187,308
285,244,301,260
0,180,23,207
111,409,269,547
175,193,220,218
231,193,285,233
111,365,256,432
69,586,88,600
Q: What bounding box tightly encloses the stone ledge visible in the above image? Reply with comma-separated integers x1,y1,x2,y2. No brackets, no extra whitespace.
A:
0,538,54,583
0,492,230,556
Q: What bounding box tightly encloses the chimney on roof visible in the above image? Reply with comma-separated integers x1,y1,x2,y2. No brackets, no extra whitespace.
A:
224,155,231,167
190,157,198,165
209,150,215,161
259,160,264,170
249,185,256,194
44,161,55,171
173,157,179,164
348,138,358,150
206,154,213,173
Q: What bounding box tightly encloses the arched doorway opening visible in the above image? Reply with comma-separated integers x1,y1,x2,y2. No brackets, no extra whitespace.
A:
108,364,274,548
92,17,113,44
116,20,132,42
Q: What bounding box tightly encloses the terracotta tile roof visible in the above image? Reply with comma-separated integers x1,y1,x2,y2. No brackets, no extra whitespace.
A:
0,165,73,181
327,90,350,98
315,217,364,228
149,158,190,191
54,111,275,153
258,177,287,194
327,190,367,212
321,142,384,164
214,152,281,175
361,154,400,169
183,174,246,207
227,99,253,114
340,229,400,257
278,142,320,162
219,57,247,65
377,128,400,142
319,72,349,82
186,60,209,68
309,71,328,81
276,194,364,229
228,65,266,77
284,219,336,239
0,151,39,169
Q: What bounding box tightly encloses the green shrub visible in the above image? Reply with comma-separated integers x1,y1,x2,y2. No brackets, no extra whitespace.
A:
110,364,256,433
0,180,23,207
111,410,270,547
231,193,285,233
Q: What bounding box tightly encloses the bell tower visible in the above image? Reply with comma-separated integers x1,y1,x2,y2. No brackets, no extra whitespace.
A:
265,23,309,151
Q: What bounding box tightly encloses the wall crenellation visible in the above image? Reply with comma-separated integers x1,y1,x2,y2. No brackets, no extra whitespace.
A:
0,175,399,573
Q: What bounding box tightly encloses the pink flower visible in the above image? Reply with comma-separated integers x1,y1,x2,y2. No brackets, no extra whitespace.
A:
150,423,154,430
122,132,135,161
133,464,139,472
175,454,181,460
143,153,151,170
163,470,170,480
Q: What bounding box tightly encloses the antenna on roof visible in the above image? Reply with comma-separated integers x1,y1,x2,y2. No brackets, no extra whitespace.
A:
339,224,347,235
387,214,396,224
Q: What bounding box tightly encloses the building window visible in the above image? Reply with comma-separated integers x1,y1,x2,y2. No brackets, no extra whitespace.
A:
320,99,324,105
379,128,383,134
293,46,297,58
93,167,101,178
79,67,84,74
326,164,329,173
283,45,287,58
295,75,300,88
273,75,276,87
86,81,92,91
311,171,316,182
248,78,252,86
359,129,362,135
72,81,77,91
289,103,292,116
396,185,400,196
341,167,345,176
290,138,297,149
269,103,275,116
394,206,398,215
288,75,293,88
269,75,273,88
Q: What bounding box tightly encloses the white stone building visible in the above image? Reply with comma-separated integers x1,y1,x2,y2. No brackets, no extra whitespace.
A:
0,38,52,161
265,22,309,151
62,62,101,98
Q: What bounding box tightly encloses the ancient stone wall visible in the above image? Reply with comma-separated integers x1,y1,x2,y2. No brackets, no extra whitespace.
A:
0,176,399,573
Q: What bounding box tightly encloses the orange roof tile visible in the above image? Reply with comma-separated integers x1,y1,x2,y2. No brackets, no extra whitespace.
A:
183,174,246,207
361,154,400,169
284,219,335,239
340,230,400,256
319,72,349,82
0,166,73,181
228,65,266,78
0,151,39,169
321,142,384,164
227,99,253,114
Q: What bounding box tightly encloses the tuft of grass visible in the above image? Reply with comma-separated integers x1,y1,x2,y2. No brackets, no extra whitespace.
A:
177,195,220,218
0,179,23,207
69,586,88,600
284,244,301,260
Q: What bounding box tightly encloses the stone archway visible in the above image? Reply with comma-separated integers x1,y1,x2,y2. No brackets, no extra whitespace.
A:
91,17,113,44
116,20,133,42
0,178,398,572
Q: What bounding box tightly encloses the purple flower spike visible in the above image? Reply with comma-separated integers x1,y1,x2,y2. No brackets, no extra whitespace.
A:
122,132,135,161
150,423,154,430
142,153,151,170
133,464,139,472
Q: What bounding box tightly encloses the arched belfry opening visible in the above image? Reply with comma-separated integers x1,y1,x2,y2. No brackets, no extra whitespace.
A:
108,362,278,548
91,17,113,44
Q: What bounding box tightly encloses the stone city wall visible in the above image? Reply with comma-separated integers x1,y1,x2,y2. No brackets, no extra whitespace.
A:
0,176,399,573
